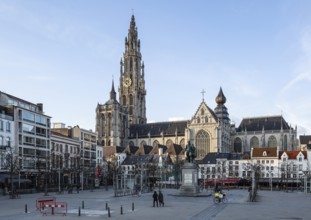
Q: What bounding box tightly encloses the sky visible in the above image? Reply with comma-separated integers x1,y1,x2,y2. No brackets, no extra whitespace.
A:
1,0,311,136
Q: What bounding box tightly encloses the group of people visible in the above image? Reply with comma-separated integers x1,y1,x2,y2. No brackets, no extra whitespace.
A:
152,191,164,207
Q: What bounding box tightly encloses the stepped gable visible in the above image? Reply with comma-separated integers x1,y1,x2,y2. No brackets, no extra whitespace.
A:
129,120,188,138
252,147,278,158
236,115,290,132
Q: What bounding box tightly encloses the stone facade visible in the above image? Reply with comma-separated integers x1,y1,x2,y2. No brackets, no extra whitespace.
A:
95,15,298,160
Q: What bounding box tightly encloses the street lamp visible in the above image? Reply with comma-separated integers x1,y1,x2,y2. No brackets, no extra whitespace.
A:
268,170,273,191
303,171,308,193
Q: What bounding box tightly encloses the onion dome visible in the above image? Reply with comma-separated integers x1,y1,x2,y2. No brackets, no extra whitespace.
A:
215,87,226,105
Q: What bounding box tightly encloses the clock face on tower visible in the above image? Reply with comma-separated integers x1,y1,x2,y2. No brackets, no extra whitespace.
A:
123,77,132,87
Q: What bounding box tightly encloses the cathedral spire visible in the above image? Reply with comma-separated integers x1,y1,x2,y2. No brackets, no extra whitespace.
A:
110,80,116,100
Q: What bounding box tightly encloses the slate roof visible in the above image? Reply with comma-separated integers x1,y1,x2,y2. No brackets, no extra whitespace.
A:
127,145,139,154
236,115,291,132
299,135,311,145
129,121,188,138
143,145,153,155
121,154,173,166
166,144,184,156
198,153,231,164
252,147,278,158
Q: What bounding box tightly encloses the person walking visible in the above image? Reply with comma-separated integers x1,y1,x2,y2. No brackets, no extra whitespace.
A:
152,191,158,207
158,191,164,207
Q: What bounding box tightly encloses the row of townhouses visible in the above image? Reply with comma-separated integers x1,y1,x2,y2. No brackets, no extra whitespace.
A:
0,91,103,190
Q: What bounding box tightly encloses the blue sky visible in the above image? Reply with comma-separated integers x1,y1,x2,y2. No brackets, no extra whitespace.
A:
1,1,311,135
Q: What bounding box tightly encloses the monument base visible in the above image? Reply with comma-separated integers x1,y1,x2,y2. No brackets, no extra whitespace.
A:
179,162,200,196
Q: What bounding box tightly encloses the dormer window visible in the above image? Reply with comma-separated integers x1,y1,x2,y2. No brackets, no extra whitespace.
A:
299,157,302,162
263,151,267,157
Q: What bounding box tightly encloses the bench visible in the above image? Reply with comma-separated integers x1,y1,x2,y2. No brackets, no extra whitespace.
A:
36,197,56,210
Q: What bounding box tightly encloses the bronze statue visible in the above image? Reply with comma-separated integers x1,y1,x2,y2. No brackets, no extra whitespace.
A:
185,141,196,163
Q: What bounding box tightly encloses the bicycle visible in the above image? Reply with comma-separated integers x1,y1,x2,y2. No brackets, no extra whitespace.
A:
213,193,227,204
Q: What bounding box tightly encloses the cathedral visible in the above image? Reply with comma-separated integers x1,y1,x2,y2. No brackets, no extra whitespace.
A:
95,15,297,159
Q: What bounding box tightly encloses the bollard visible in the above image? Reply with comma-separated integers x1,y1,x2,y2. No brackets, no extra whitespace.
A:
25,204,27,213
132,202,134,211
82,200,84,209
106,202,108,210
108,207,111,217
78,207,81,216
121,205,123,215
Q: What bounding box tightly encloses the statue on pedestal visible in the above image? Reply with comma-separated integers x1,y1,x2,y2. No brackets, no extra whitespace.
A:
185,141,196,163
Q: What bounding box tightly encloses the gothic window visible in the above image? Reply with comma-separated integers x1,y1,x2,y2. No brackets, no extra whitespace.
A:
130,94,133,105
201,109,205,116
129,141,135,146
153,140,159,148
268,135,277,147
0,120,3,131
234,138,242,153
166,139,173,148
130,58,133,72
197,117,200,123
129,107,133,115
250,136,259,148
108,113,112,138
123,96,126,105
283,135,287,150
205,116,208,123
0,136,3,146
195,130,210,159
108,140,111,146
101,115,105,136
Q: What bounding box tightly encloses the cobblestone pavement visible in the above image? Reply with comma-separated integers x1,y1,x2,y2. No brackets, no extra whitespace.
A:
0,188,310,220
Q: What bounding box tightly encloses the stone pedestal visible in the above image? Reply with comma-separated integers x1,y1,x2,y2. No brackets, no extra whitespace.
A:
179,162,199,196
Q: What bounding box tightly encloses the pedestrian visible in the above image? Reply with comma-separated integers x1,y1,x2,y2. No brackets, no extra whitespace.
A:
152,191,158,207
76,184,80,194
158,191,164,207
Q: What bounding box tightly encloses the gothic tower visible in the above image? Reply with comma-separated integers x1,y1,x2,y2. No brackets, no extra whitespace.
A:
119,15,147,125
95,81,129,147
214,87,231,152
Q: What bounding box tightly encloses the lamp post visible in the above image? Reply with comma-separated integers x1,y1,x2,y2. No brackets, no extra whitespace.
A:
268,170,273,191
303,171,308,193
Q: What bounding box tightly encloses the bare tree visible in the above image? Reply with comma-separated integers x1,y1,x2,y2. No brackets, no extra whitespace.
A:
3,146,20,198
244,160,262,202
